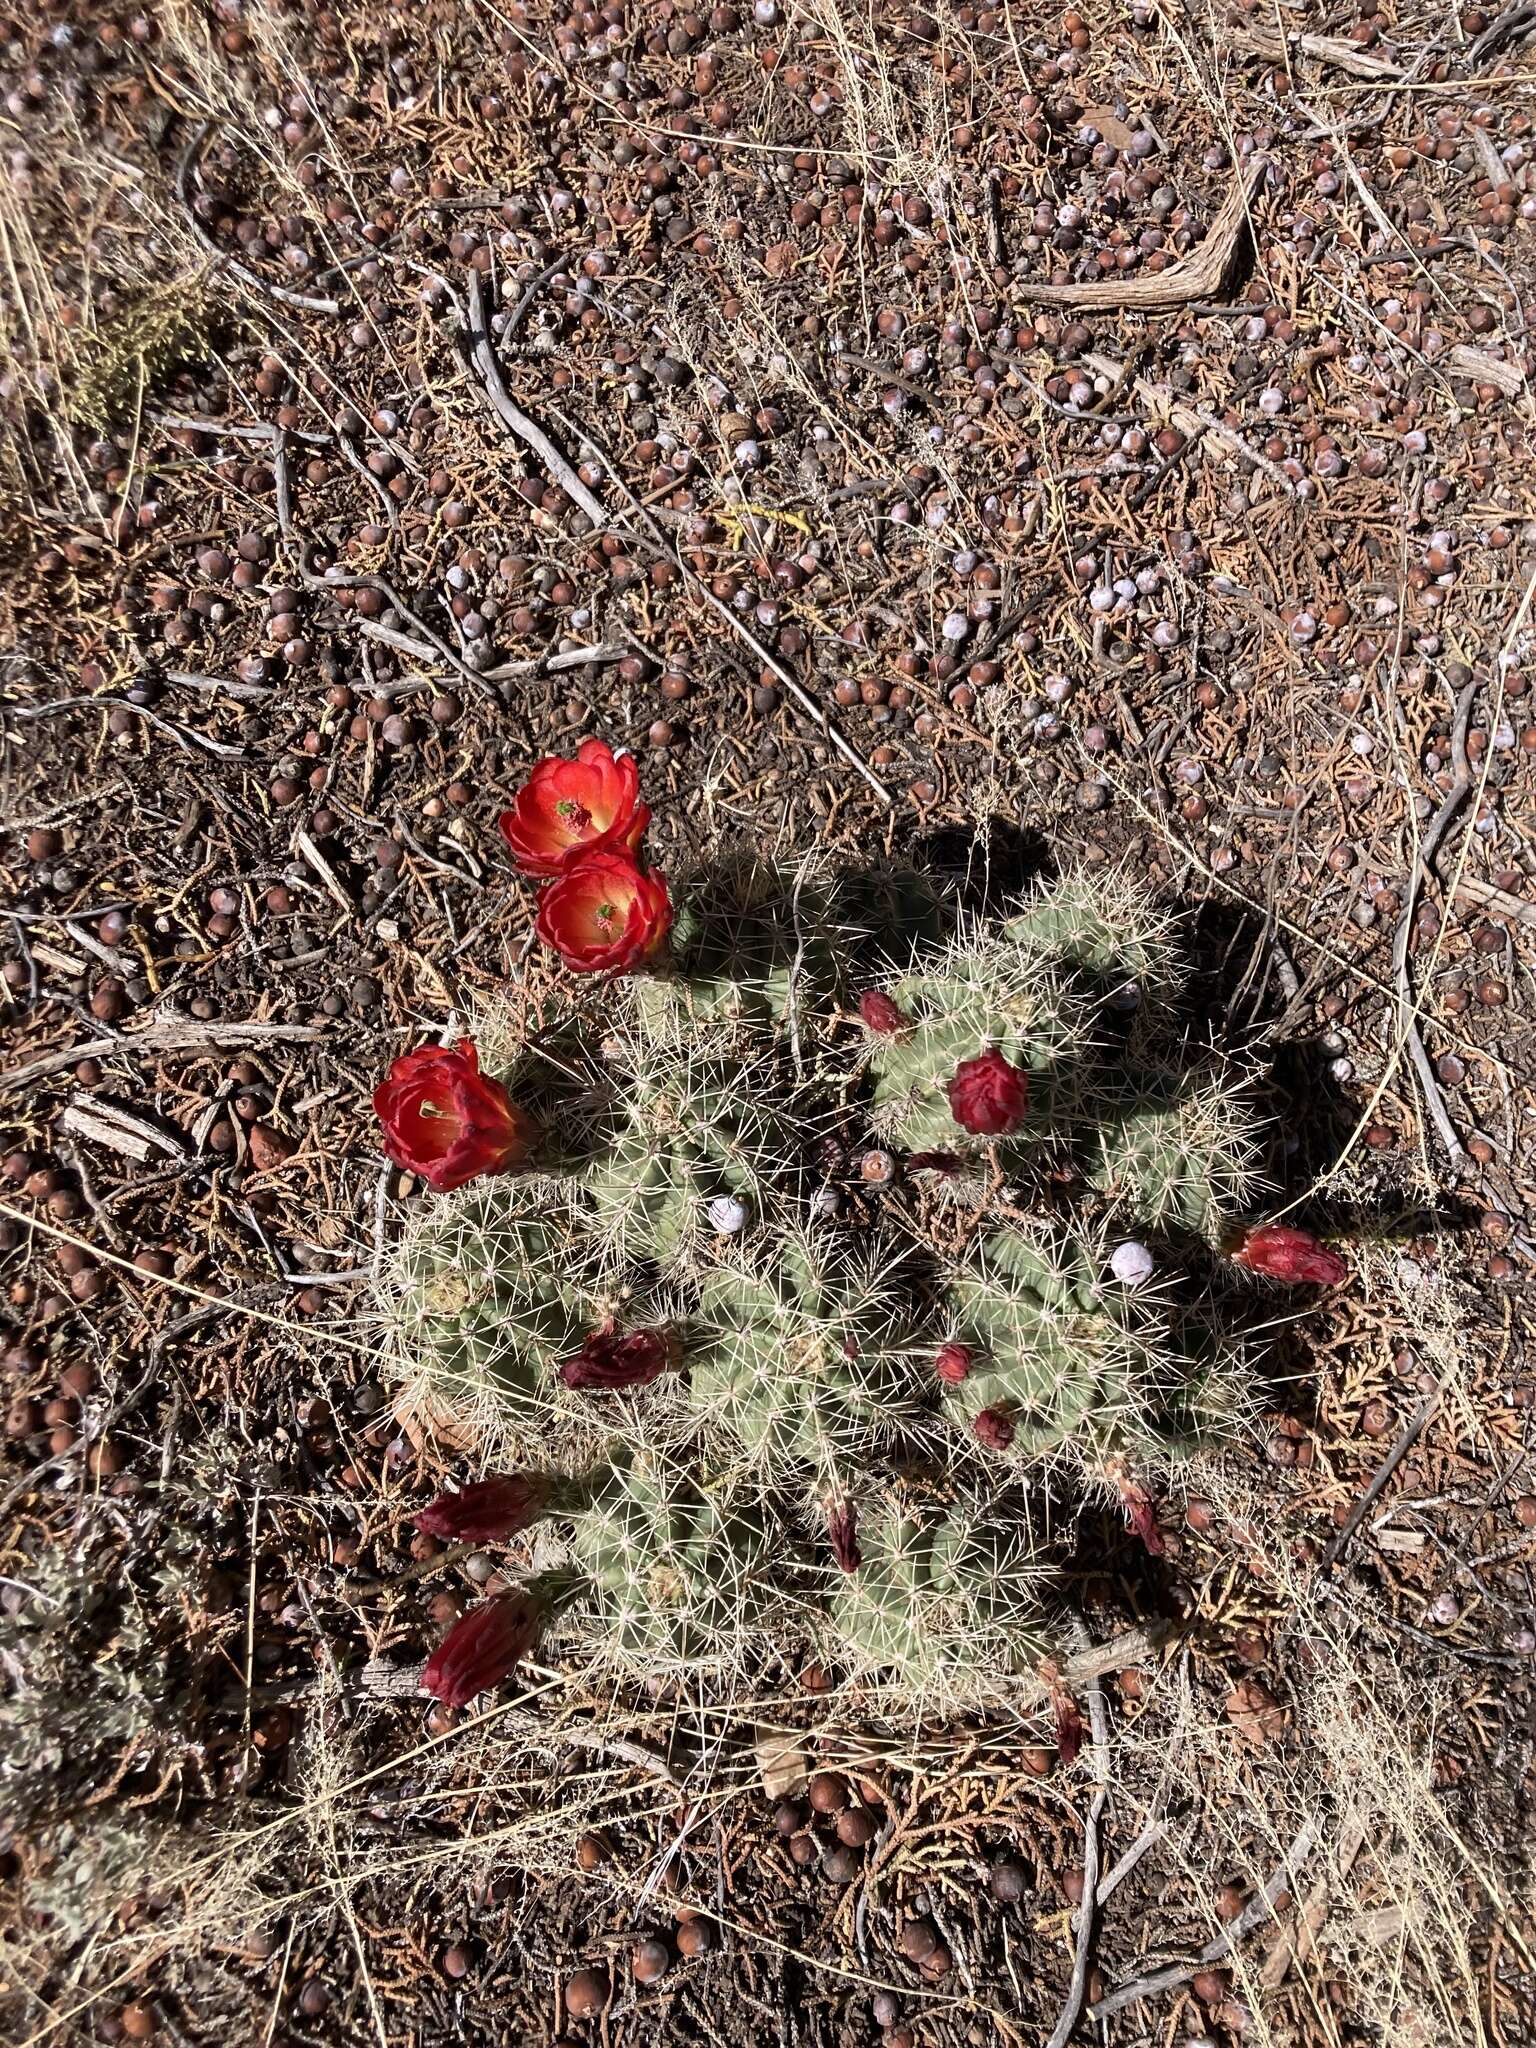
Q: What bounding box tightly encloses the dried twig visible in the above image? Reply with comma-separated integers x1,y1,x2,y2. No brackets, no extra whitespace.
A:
1015,158,1266,309
1393,675,1479,1170
174,123,342,316
1046,1631,1111,2048
453,270,610,529
1091,1823,1322,2021
6,1017,324,1093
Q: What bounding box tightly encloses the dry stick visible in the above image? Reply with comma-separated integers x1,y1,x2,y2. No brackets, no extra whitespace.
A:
1393,675,1479,1172
1095,1819,1168,1907
301,561,499,701
1317,1376,1447,1574
1233,21,1405,78
456,270,609,530
1014,157,1268,309
1045,1649,1111,2048
5,1017,322,1093
1090,1822,1322,2022
174,123,342,317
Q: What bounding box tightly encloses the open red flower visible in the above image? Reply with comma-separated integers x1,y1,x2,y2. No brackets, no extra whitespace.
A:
498,738,649,878
414,1475,551,1544
1228,1224,1347,1287
826,1499,861,1573
558,1325,679,1392
948,1050,1029,1137
422,1592,544,1709
373,1039,534,1192
535,851,672,975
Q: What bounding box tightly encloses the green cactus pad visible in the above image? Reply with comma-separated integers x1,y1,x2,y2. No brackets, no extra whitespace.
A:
570,1455,795,1669
941,1226,1182,1463
829,1491,1047,1693
689,1231,929,1502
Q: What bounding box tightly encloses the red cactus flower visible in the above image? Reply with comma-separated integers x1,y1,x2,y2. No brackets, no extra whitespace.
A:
858,990,908,1035
948,1050,1030,1137
558,1325,679,1392
535,850,672,975
1228,1223,1347,1287
422,1592,544,1709
373,1039,534,1192
973,1405,1016,1452
934,1343,973,1385
498,738,649,878
826,1499,861,1573
414,1475,551,1544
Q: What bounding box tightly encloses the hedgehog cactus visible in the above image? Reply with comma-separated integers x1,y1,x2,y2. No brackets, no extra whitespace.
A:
387,1182,681,1467
938,1222,1235,1469
689,1230,928,1513
828,1490,1049,1700
569,1454,790,1673
382,852,1294,1710
580,1031,809,1271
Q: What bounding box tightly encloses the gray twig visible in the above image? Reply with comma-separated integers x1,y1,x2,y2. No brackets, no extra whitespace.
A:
1091,1823,1321,2021
1046,1632,1111,2048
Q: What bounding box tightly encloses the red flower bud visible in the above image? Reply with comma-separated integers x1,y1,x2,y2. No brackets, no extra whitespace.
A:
907,1149,962,1175
934,1343,973,1385
973,1405,1016,1452
373,1038,535,1192
498,738,649,878
558,1325,679,1391
1111,1468,1166,1557
947,1050,1029,1137
826,1499,861,1572
1050,1681,1084,1768
414,1474,551,1544
422,1592,544,1709
1228,1224,1347,1287
858,990,907,1035
535,850,672,975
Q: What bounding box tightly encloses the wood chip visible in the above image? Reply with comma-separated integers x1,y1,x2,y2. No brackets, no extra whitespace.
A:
61,1096,188,1162
1443,345,1526,398
754,1727,809,1799
1233,22,1405,79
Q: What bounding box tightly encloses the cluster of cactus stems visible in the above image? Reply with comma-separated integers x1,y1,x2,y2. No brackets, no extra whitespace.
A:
381,845,1343,1714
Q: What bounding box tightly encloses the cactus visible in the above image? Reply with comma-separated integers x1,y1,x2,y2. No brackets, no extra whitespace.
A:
827,1489,1049,1701
688,1228,930,1512
863,921,1096,1154
1085,1063,1263,1233
579,1023,812,1272
567,1453,795,1674
385,1180,684,1468
383,860,1282,1707
938,1221,1250,1472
